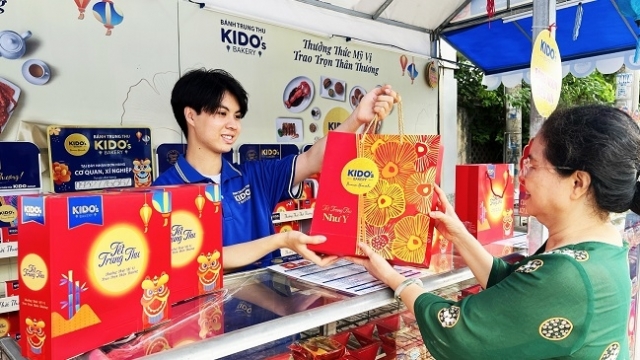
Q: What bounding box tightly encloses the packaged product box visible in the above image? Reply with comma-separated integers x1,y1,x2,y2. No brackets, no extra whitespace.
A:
4,279,18,297
0,195,18,243
455,164,515,246
110,184,223,303
0,311,20,341
18,191,172,360
309,132,443,268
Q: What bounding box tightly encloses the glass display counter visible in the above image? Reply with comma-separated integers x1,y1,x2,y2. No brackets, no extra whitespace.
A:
0,234,528,360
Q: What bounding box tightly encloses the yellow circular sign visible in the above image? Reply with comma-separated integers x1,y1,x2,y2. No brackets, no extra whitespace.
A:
171,210,204,268
88,224,149,296
64,133,90,156
0,205,17,224
323,107,351,135
341,158,379,195
530,29,562,118
20,253,48,291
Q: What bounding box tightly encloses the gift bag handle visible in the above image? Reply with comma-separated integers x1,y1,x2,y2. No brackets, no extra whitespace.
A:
485,169,511,199
362,94,403,138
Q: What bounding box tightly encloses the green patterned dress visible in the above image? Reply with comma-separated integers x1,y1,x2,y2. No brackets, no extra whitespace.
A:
414,242,631,359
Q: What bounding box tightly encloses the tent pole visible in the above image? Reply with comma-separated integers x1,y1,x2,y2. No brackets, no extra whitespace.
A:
527,0,555,253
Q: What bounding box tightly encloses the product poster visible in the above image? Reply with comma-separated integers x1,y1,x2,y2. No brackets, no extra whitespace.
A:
0,141,41,190
237,144,299,163
47,126,153,193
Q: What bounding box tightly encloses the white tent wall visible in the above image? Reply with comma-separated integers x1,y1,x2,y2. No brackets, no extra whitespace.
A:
1,0,460,196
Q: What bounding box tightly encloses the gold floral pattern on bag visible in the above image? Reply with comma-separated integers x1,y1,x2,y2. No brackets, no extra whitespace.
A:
405,135,441,172
358,223,395,259
363,134,395,159
363,180,405,227
372,141,417,187
392,214,430,263
599,342,620,360
539,317,573,341
405,168,437,214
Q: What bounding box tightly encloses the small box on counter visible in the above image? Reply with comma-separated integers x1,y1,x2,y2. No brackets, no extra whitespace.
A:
0,195,19,243
18,191,172,360
0,311,20,341
4,279,18,297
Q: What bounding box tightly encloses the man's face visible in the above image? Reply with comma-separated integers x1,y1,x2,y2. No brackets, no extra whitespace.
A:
189,92,242,155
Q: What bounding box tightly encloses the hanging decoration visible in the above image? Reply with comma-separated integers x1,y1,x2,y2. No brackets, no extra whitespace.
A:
406,56,418,85
614,0,640,62
399,55,408,76
486,0,496,27
573,2,583,41
74,0,91,20
92,0,124,36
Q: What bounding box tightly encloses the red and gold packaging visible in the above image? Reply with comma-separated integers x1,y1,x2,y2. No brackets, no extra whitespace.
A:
274,199,296,213
151,184,223,304
18,191,172,360
4,279,18,297
309,132,443,268
0,311,20,341
0,195,19,243
455,164,515,245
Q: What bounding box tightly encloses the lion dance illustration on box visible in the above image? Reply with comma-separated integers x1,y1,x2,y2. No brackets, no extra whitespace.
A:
197,251,221,293
140,272,170,325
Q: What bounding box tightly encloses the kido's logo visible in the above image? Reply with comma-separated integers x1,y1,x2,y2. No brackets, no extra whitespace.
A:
64,133,90,157
0,205,17,224
21,197,45,225
341,158,380,195
68,195,104,229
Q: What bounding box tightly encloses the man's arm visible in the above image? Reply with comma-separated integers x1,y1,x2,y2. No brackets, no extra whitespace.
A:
293,85,396,184
222,231,338,270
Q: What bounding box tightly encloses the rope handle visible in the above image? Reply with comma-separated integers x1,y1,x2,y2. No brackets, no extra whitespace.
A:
361,93,404,139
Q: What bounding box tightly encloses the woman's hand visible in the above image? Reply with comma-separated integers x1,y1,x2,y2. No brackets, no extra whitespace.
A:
282,231,339,267
429,185,470,244
347,242,404,286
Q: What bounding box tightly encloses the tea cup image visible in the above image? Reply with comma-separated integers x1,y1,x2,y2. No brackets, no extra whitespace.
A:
22,59,51,85
0,30,31,60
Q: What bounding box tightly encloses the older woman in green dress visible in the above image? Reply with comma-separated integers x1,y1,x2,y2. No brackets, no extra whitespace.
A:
350,105,640,359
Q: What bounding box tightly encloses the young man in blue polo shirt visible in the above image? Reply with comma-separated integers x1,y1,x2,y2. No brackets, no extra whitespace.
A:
154,68,396,270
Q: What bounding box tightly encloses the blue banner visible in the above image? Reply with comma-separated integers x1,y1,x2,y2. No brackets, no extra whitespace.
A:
0,142,41,190
237,144,299,163
47,126,153,193
21,196,45,225
155,143,234,177
67,195,104,229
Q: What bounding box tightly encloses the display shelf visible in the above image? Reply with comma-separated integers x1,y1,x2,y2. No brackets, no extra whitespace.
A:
0,243,17,259
271,208,314,224
145,266,475,360
0,296,18,314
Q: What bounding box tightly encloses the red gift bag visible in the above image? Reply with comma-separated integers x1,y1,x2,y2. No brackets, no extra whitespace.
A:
309,103,443,268
455,164,515,245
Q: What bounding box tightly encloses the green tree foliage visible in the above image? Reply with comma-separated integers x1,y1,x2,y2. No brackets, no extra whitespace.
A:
456,55,616,147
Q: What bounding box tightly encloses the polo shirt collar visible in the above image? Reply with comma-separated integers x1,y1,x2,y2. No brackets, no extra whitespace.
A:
174,154,242,184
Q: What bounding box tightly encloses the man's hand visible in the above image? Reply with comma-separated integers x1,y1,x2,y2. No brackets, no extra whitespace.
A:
281,231,339,267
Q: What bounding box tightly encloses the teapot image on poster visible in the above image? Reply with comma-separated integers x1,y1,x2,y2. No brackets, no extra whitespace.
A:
0,29,31,60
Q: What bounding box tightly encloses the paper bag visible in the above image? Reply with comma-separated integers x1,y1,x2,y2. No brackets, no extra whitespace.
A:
455,164,515,245
309,103,443,268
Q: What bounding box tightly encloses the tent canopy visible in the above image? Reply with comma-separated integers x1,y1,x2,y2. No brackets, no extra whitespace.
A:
441,0,640,88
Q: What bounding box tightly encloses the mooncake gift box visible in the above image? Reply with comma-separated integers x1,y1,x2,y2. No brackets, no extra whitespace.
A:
141,184,223,304
18,190,172,360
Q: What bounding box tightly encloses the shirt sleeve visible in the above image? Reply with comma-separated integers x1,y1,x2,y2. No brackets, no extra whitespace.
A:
244,155,303,207
486,257,518,288
414,255,593,360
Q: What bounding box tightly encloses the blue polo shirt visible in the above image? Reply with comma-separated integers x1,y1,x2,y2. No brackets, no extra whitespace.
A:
153,154,301,268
